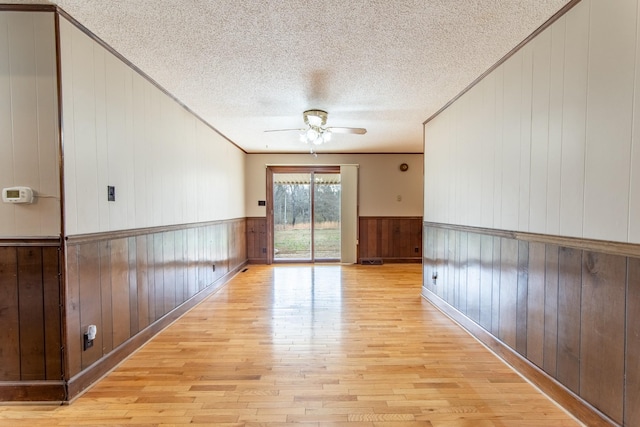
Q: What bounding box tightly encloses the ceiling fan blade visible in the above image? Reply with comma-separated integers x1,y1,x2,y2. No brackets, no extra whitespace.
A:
264,128,305,133
327,127,367,135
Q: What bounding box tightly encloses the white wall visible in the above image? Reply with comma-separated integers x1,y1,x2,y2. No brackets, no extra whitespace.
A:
59,18,245,236
0,11,60,238
424,0,640,244
245,153,423,218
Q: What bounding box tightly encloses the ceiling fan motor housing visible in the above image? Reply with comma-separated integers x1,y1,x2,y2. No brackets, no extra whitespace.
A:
303,109,328,127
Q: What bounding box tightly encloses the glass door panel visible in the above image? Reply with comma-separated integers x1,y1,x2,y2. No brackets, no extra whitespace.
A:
313,173,341,261
273,173,311,261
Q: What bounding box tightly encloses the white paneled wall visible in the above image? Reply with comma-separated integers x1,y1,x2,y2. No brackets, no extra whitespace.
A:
0,12,60,238
559,2,589,238
632,0,640,243
424,0,640,244
583,0,635,242
60,18,245,236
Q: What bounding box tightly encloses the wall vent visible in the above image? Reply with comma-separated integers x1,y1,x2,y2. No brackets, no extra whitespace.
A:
361,258,383,265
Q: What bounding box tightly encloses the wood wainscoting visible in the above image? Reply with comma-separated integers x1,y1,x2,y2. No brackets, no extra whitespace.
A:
246,217,267,264
0,239,65,401
359,216,422,263
422,222,640,427
64,218,247,401
247,216,422,265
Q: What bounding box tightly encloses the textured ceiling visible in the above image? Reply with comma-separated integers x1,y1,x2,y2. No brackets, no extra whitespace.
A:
9,0,570,153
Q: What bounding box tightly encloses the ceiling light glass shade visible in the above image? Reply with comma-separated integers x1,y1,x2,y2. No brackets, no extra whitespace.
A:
300,124,332,150
322,130,332,143
305,128,319,142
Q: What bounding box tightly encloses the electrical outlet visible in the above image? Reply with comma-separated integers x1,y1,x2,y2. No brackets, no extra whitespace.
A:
83,333,94,350
432,271,438,285
83,324,97,350
414,247,419,253
107,185,115,201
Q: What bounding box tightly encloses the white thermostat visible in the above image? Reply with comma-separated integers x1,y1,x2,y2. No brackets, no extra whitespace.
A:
2,186,34,204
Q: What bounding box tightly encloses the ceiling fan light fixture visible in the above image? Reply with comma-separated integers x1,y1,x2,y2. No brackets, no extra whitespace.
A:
267,109,365,154
300,110,333,148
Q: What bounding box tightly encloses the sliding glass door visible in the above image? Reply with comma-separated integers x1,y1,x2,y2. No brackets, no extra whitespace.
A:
270,167,341,262
313,173,341,260
273,173,312,260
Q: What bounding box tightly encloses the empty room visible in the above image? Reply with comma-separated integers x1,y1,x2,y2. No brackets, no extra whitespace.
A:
0,1,638,425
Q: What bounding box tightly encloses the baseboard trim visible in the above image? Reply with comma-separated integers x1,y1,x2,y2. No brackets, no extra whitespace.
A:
65,260,248,402
0,381,66,403
358,257,422,264
421,287,617,427
380,257,421,263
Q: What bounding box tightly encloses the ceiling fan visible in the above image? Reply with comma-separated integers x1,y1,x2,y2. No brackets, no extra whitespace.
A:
265,109,366,153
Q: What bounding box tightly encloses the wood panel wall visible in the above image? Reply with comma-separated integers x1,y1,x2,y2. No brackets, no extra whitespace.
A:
0,242,62,383
246,217,267,263
422,223,639,426
64,219,246,397
359,217,422,263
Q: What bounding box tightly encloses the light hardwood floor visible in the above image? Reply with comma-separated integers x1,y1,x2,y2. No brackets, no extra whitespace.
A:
0,264,580,426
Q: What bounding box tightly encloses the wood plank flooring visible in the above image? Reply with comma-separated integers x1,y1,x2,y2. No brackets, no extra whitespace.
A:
0,264,580,426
